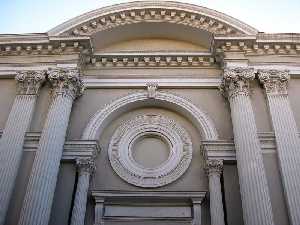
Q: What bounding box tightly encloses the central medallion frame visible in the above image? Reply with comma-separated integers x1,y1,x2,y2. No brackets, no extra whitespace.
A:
108,114,193,187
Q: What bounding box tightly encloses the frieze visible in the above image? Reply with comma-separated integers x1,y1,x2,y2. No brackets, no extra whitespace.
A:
87,53,216,68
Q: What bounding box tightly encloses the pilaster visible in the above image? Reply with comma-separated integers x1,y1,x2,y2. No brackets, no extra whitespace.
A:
258,69,300,225
220,67,275,225
18,68,84,225
0,70,45,225
206,159,225,225
70,158,95,225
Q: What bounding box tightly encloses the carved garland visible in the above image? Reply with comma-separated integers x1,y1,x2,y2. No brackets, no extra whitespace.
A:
108,114,193,187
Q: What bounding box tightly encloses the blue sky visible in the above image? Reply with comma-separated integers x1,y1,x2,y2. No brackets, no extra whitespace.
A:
0,0,299,34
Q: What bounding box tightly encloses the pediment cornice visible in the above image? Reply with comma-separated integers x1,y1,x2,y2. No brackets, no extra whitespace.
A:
48,1,258,36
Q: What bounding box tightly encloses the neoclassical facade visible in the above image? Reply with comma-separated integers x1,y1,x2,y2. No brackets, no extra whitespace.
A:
0,1,299,225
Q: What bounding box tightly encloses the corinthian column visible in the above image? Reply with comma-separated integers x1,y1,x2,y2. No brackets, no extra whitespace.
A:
0,71,45,225
70,158,95,225
220,67,274,225
18,68,84,225
206,160,225,225
258,70,300,225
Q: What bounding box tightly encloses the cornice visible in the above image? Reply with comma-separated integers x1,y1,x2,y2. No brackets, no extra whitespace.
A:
48,1,257,36
86,52,217,68
0,35,91,56
202,132,279,162
0,131,100,162
214,34,300,56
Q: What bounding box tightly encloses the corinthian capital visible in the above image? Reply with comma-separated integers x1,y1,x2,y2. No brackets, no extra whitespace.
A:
206,159,223,176
258,69,290,96
15,70,46,95
47,68,84,99
76,158,96,174
220,67,255,99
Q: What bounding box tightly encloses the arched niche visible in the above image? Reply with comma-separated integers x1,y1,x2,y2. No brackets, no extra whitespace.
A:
82,91,219,140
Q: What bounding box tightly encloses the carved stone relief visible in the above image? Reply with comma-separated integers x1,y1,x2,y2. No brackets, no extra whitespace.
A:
108,114,193,187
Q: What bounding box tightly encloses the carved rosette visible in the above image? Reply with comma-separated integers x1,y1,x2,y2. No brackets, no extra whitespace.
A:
258,69,290,96
220,67,255,99
47,68,84,99
76,158,96,174
15,70,46,95
206,159,223,176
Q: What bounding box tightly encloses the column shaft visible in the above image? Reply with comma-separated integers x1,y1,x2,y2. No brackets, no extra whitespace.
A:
0,95,36,225
230,94,274,225
259,70,300,225
18,94,73,225
0,71,45,225
18,68,83,225
221,67,275,225
71,173,90,225
207,160,225,225
70,158,95,225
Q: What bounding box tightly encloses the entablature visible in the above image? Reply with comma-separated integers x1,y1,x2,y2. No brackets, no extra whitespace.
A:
214,33,300,56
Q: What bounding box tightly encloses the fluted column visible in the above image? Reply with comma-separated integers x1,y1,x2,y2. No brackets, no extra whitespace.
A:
220,67,275,225
258,70,300,225
206,159,225,225
70,158,95,225
18,68,84,225
0,71,45,225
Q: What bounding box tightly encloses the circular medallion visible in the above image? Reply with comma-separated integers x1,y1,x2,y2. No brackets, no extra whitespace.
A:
108,114,192,187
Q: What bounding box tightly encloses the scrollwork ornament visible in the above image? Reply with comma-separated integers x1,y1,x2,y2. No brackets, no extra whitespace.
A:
220,67,255,99
47,68,84,99
15,70,46,95
258,69,290,96
206,159,223,176
76,158,96,174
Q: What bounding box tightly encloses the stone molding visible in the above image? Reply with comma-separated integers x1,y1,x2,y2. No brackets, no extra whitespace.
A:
206,159,223,176
48,68,84,99
0,36,91,56
108,114,192,187
15,70,46,95
214,34,300,56
82,90,219,140
76,157,96,174
48,1,257,36
258,69,290,96
88,53,216,68
220,67,255,99
0,130,281,162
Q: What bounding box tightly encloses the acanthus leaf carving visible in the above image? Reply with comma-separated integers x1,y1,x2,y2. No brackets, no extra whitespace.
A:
220,67,255,99
15,70,46,95
206,159,223,176
76,157,96,174
258,69,290,96
47,68,84,99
